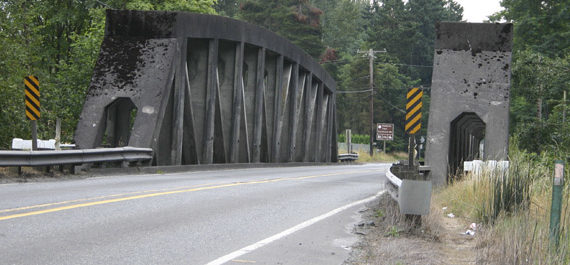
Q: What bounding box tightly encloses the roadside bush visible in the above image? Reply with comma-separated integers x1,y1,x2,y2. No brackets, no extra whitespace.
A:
338,133,370,144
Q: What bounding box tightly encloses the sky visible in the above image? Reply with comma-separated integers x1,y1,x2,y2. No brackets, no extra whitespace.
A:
453,0,504,22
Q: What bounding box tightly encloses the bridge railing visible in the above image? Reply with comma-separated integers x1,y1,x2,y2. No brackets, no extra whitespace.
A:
0,147,152,172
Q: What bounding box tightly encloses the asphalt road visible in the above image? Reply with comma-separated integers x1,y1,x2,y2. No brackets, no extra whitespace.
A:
0,163,389,265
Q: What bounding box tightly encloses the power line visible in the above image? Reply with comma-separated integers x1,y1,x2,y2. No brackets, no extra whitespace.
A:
337,89,372,94
392,63,433,68
94,0,113,8
376,95,406,114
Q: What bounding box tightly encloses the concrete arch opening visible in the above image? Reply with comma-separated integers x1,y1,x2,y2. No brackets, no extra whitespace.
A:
448,112,485,181
100,98,137,148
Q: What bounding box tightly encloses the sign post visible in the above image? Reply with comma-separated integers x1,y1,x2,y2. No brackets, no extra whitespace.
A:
376,123,394,153
24,75,40,150
346,129,352,154
403,87,424,226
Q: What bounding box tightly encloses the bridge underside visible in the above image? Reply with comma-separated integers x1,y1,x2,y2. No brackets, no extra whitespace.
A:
75,10,337,165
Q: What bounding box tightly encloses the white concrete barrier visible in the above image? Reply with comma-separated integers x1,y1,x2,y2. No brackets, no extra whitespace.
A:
464,160,509,176
11,138,76,150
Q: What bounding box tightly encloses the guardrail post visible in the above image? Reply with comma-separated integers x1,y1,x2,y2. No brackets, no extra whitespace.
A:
388,161,432,227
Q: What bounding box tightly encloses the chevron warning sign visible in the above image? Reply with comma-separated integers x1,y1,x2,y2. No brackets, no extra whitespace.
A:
405,87,422,135
24,75,40,120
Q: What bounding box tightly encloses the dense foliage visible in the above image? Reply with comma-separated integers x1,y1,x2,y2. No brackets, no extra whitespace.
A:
490,0,569,156
337,133,370,145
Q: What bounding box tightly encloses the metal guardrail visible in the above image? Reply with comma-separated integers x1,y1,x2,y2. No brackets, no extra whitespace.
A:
337,153,359,162
385,167,402,201
385,165,432,215
386,166,431,200
0,147,153,167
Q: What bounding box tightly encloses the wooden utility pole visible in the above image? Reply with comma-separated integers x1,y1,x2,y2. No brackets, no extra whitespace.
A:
358,48,386,157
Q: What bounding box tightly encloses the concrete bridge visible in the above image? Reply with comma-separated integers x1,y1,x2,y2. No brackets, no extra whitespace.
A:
74,10,337,166
73,10,513,185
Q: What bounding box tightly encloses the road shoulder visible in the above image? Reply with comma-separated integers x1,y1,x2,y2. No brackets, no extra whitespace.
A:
345,193,477,265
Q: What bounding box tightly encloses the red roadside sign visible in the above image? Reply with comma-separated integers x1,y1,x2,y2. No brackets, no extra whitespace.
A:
376,123,394,141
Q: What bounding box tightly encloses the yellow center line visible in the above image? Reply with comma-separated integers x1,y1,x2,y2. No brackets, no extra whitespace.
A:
0,181,230,214
0,170,376,221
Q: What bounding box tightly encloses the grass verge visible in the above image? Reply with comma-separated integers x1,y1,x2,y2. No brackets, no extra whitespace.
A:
338,148,407,163
433,147,570,264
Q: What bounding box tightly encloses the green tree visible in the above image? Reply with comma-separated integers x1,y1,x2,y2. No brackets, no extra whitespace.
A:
490,0,569,154
367,0,462,86
510,50,569,153
317,0,368,55
404,0,462,85
123,0,216,13
215,0,241,17
491,0,569,57
238,0,325,58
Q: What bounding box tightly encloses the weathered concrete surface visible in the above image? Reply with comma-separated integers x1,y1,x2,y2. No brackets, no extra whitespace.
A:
425,22,513,185
75,10,337,165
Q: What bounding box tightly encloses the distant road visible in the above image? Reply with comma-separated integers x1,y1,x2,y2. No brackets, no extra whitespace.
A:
0,164,389,264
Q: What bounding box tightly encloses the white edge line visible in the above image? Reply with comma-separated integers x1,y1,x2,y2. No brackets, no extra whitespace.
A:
205,190,385,265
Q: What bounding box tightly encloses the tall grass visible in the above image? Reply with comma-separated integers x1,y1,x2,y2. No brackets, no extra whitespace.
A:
434,146,570,264
474,151,536,224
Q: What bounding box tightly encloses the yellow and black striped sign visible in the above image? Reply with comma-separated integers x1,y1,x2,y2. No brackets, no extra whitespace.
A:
405,87,422,135
24,75,40,120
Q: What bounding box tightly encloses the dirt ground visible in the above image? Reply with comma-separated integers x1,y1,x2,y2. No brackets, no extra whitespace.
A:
345,193,477,265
